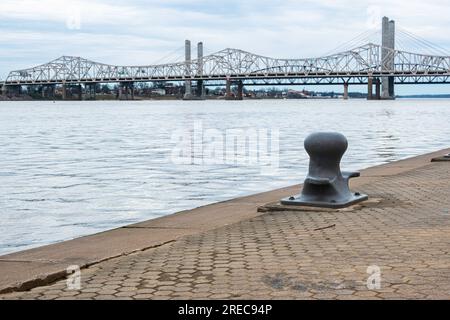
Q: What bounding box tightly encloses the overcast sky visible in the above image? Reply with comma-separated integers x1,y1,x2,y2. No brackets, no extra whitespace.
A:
1,0,449,94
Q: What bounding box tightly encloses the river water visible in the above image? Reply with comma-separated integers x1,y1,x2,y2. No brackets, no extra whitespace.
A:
0,99,449,255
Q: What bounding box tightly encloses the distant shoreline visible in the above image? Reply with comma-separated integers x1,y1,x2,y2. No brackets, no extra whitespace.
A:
2,94,450,101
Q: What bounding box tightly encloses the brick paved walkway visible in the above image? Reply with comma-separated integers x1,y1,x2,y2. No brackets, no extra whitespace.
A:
2,161,450,300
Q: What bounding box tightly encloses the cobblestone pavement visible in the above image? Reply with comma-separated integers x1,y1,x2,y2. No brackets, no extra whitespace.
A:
2,162,450,300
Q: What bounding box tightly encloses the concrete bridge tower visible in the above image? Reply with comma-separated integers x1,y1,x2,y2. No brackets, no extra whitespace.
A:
184,40,193,100
381,16,395,99
197,42,205,99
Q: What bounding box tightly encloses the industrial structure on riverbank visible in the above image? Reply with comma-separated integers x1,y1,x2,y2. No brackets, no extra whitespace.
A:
2,17,449,101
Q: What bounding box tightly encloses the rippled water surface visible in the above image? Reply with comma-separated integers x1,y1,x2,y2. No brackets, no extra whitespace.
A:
1,99,449,255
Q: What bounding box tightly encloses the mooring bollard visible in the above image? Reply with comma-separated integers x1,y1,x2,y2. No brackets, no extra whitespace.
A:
281,132,368,208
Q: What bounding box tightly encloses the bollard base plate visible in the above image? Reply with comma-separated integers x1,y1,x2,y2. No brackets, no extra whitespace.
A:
431,154,450,162
280,193,368,209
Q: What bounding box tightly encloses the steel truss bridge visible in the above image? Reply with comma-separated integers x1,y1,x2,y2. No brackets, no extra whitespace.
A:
3,43,450,87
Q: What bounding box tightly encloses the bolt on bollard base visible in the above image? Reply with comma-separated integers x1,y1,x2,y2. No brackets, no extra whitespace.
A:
281,132,368,209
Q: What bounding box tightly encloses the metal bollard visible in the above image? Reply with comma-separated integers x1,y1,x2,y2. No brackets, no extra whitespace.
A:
281,132,368,208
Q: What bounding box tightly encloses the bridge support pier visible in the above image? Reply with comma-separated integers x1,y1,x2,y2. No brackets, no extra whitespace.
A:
40,85,55,99
85,83,97,100
91,84,97,100
225,79,233,100
197,80,205,99
118,85,123,100
388,76,395,99
85,84,90,100
236,80,244,100
50,85,55,99
195,42,206,100
61,85,67,100
368,77,382,100
117,83,134,100
343,83,349,100
184,81,193,99
77,84,83,100
367,77,373,100
1,84,6,96
375,78,381,100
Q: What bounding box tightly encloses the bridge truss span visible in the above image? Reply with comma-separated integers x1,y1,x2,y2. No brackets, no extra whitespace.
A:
3,43,450,86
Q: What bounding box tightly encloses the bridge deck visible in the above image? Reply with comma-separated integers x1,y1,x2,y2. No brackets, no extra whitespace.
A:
4,72,450,86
